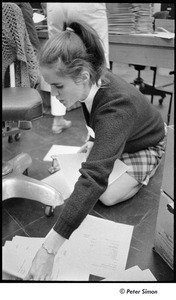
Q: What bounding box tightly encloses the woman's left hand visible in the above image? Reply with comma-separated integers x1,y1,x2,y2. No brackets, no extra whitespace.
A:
24,246,55,281
78,141,94,158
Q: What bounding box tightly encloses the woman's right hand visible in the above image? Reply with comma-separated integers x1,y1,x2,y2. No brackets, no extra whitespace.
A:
25,230,66,281
24,246,55,281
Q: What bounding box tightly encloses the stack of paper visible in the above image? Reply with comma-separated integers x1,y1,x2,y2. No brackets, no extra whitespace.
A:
107,3,135,35
3,215,134,281
132,3,154,33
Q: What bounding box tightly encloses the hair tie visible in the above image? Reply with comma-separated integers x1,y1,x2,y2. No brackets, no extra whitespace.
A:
66,27,74,32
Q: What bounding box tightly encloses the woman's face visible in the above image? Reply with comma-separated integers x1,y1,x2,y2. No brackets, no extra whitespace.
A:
40,66,91,108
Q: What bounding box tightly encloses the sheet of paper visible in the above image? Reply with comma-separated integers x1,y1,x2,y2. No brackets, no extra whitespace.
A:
141,269,157,281
51,215,133,279
33,12,46,23
3,215,133,281
131,32,175,39
43,145,81,162
102,265,141,281
154,31,175,39
12,236,44,245
51,261,89,281
56,153,86,193
102,265,156,281
2,237,44,279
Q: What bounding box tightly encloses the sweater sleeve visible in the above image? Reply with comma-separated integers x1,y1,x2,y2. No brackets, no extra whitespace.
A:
54,97,136,239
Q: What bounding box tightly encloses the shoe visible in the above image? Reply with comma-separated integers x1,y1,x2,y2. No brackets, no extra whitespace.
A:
52,119,72,134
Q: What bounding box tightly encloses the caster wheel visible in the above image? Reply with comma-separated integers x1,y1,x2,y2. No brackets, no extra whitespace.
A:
8,135,13,143
159,98,163,105
45,206,54,217
15,132,21,141
23,168,29,176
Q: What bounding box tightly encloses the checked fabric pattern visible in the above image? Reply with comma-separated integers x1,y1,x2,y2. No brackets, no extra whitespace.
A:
120,126,167,185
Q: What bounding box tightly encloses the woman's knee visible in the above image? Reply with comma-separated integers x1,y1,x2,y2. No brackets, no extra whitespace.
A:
100,184,141,206
99,173,141,206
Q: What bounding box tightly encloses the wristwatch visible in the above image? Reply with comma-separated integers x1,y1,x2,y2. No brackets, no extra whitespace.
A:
42,243,57,255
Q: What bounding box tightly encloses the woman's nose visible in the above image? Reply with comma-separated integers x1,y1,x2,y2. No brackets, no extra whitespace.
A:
51,86,59,97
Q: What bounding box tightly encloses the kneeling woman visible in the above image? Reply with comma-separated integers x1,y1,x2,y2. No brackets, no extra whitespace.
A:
26,20,166,280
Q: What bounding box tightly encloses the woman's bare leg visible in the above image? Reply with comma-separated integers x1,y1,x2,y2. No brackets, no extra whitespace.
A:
99,172,142,206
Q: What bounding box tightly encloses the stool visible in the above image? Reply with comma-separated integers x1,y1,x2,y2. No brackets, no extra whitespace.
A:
2,87,64,216
2,87,43,142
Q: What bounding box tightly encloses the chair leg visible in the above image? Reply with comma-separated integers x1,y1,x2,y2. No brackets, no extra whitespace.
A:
3,153,32,175
151,67,157,104
167,92,173,125
131,67,166,103
109,61,113,71
2,121,21,142
3,174,64,207
132,69,145,90
2,153,64,208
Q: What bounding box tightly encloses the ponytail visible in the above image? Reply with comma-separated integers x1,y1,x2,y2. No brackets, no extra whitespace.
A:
67,21,106,73
39,20,106,84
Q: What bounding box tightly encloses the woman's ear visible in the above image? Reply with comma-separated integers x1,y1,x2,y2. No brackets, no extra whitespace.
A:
81,71,90,82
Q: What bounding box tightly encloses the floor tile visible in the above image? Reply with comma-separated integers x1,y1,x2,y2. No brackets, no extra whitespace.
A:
2,209,22,241
3,198,46,228
2,227,29,246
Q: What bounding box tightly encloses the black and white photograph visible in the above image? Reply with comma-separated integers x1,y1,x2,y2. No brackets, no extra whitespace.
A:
2,2,175,298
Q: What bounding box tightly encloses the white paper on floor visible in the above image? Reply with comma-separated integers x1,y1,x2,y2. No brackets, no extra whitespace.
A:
43,145,81,162
3,215,134,281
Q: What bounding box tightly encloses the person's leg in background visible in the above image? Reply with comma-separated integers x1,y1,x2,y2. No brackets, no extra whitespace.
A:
51,96,72,134
40,74,72,134
45,3,72,133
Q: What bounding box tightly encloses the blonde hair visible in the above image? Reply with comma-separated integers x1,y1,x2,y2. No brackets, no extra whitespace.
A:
38,20,107,85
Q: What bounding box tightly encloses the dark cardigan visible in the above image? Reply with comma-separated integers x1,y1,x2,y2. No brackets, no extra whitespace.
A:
54,71,165,239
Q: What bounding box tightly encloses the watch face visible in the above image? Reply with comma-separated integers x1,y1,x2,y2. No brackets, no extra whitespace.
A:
42,244,56,255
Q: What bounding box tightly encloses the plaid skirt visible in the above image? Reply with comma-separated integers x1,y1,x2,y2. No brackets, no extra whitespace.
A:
120,124,167,185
